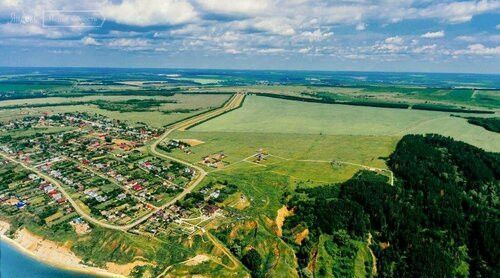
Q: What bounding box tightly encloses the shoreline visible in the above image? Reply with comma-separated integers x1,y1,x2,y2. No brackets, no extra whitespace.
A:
0,220,125,278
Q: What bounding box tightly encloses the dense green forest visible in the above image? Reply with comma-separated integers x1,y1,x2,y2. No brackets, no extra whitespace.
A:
284,134,499,277
92,99,176,112
465,117,500,133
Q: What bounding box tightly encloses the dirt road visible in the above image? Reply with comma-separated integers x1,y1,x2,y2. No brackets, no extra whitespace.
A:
127,93,245,230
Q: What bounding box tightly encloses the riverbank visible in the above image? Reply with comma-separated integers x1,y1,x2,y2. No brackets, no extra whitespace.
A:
0,220,125,278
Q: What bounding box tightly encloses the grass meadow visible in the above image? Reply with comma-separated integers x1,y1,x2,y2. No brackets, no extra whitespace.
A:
191,95,499,152
169,131,398,187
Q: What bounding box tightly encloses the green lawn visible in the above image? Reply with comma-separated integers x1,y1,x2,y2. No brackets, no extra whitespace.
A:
191,95,500,152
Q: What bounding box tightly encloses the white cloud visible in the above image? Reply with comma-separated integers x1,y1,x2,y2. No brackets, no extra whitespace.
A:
82,36,101,46
418,0,500,23
298,47,311,54
318,5,366,24
344,54,367,60
225,48,241,54
385,36,404,45
456,35,476,42
454,44,500,55
413,44,437,53
421,31,445,39
107,38,150,50
196,0,270,15
0,23,64,39
375,43,406,53
258,48,285,54
355,23,366,31
253,18,296,36
489,35,500,42
0,0,499,66
102,0,197,26
298,29,333,42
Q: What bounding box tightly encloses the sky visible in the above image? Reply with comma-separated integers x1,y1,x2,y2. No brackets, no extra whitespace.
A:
0,0,499,73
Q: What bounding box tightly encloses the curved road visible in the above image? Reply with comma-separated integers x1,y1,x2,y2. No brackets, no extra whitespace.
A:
0,93,245,233
0,152,129,232
127,93,245,230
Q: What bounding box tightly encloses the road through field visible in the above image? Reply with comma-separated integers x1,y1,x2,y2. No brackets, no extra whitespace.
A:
126,93,246,230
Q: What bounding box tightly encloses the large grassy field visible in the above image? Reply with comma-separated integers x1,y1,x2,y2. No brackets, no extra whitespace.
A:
191,95,500,152
169,131,398,186
198,85,499,108
0,94,230,127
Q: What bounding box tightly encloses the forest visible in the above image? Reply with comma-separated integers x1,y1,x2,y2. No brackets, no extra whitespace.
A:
465,117,500,133
283,134,499,277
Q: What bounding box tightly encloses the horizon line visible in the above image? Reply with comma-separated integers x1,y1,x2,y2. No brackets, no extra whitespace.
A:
0,66,499,76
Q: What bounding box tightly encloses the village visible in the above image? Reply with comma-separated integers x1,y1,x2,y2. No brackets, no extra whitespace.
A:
0,157,91,235
0,112,242,239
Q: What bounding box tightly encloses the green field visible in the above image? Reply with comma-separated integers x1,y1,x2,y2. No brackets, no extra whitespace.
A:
0,94,231,127
191,95,500,152
168,131,398,187
196,85,500,109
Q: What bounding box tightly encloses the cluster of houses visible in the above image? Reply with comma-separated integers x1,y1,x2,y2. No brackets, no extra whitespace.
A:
39,182,66,204
0,112,213,232
0,116,39,132
2,113,161,159
0,170,72,226
200,187,221,200
83,189,108,203
163,140,192,154
202,152,226,168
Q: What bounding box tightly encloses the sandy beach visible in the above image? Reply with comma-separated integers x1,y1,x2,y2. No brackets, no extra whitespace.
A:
0,220,127,277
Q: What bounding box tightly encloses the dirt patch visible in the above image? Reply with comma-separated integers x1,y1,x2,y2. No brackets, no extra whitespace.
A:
5,197,19,206
0,220,11,235
184,254,210,266
112,139,136,151
228,220,257,241
233,194,250,210
106,260,150,276
178,139,205,147
307,247,318,272
70,222,92,235
294,229,309,245
275,205,293,237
